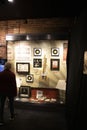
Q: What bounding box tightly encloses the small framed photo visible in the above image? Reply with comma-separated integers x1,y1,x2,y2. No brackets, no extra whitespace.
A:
50,59,60,71
51,48,59,56
34,48,42,56
33,58,42,68
19,86,30,98
26,74,34,83
36,90,43,99
16,62,30,74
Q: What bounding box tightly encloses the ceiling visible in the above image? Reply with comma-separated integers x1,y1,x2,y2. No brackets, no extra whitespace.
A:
0,0,86,20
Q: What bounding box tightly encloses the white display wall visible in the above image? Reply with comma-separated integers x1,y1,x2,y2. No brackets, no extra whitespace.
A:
7,40,68,90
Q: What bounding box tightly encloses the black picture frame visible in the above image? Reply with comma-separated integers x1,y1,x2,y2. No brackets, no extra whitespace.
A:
19,86,30,98
50,59,60,71
16,62,30,74
33,59,42,68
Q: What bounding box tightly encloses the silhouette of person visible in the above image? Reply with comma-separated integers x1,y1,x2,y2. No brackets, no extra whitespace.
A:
0,62,17,125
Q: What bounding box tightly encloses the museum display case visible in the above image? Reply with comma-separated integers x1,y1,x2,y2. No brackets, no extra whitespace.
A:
6,33,68,104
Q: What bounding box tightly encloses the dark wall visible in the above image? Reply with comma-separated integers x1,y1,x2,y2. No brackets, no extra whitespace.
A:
0,0,85,20
66,8,87,129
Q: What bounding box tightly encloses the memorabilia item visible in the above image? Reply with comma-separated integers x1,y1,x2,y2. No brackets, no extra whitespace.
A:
51,48,59,56
19,86,30,98
34,48,42,56
26,74,34,82
50,59,60,71
33,59,42,68
16,62,30,74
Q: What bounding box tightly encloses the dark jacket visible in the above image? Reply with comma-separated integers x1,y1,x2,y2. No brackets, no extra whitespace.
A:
0,69,17,97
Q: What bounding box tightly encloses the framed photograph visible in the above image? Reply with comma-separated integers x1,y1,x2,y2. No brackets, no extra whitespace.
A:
19,86,30,98
26,74,34,83
34,48,42,56
51,48,59,56
33,59,42,68
50,59,60,71
36,90,43,99
16,62,30,74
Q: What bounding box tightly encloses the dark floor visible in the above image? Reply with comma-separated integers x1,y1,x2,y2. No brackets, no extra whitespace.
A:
0,101,68,130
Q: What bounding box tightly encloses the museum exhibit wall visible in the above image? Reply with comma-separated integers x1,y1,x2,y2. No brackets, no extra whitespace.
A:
7,40,68,88
0,17,74,103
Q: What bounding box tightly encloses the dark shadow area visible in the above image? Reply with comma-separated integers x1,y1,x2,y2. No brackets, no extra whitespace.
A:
0,101,67,130
66,8,87,130
0,0,86,20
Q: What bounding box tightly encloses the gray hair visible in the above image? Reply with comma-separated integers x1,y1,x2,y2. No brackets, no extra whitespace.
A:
4,62,11,70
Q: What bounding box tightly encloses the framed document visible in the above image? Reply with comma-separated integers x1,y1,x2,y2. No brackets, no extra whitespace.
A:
16,62,30,74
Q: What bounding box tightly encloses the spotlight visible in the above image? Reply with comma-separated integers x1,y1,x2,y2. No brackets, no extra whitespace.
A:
8,0,14,3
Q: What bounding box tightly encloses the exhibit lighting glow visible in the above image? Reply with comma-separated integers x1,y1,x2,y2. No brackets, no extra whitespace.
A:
46,34,51,39
8,0,14,3
26,35,30,40
6,35,13,41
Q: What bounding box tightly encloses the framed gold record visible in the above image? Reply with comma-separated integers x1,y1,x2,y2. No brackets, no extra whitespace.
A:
51,48,59,56
34,48,42,56
26,74,34,82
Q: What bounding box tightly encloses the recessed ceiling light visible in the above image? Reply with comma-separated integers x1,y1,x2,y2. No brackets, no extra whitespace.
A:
8,0,14,3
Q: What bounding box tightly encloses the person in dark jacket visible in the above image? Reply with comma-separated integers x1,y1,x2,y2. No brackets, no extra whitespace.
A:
0,62,17,125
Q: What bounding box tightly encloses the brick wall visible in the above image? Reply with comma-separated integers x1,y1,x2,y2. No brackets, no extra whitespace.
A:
0,17,74,45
